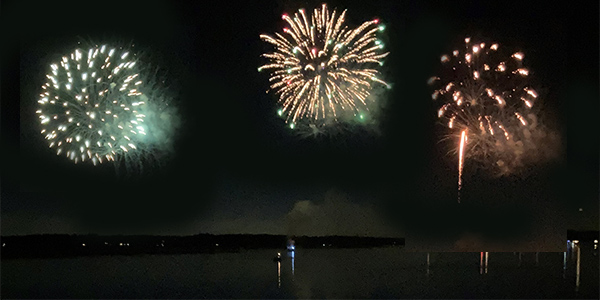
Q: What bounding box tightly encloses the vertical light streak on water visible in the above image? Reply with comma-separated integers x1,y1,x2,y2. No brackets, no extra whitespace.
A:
277,261,281,288
485,252,489,274
291,251,295,276
575,245,580,292
426,253,430,276
480,252,484,274
563,251,567,279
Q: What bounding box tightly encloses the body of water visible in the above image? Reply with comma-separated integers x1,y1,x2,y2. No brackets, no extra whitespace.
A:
2,243,598,298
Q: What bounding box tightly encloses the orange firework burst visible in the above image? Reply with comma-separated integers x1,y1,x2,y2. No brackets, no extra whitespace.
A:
429,37,557,199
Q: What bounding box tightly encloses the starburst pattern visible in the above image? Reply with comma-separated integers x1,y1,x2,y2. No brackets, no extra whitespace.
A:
36,43,178,171
259,3,389,129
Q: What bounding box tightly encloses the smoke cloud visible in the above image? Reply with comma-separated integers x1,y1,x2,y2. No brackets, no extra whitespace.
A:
285,188,399,237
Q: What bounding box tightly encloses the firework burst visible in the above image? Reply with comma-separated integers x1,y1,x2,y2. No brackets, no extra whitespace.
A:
428,37,552,199
259,3,389,130
36,43,179,173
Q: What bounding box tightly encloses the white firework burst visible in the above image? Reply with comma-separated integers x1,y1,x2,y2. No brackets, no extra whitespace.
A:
36,43,178,172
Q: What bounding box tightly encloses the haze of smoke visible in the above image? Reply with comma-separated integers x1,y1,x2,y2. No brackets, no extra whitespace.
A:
286,188,398,237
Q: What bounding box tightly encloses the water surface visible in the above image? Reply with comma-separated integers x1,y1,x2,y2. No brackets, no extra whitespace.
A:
2,244,598,298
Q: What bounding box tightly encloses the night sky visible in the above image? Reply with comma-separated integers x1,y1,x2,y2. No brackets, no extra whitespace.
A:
2,0,598,250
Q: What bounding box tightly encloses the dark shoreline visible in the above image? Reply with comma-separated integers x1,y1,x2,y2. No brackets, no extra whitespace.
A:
0,233,404,259
2,230,597,259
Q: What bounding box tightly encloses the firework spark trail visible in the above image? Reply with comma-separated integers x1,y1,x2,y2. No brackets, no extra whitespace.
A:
458,129,467,203
429,37,547,184
259,3,389,130
36,43,178,172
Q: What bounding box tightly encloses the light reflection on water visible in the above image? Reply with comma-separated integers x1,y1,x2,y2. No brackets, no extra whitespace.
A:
291,250,295,276
1,243,598,299
277,260,281,288
576,243,581,292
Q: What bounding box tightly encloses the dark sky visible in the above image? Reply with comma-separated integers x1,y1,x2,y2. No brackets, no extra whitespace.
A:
1,0,598,250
